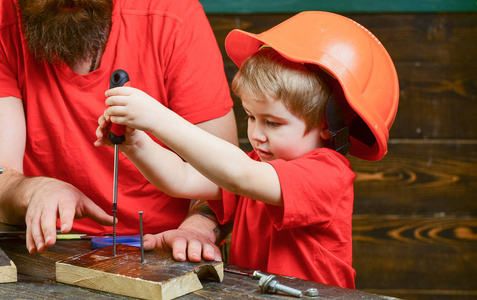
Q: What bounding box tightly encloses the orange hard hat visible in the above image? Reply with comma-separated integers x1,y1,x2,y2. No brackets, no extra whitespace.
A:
225,11,399,161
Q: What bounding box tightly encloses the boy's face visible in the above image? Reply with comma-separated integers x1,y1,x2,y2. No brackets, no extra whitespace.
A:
242,96,326,162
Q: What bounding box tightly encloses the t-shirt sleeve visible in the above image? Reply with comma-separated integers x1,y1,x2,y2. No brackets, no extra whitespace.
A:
265,150,355,231
207,189,239,225
164,5,233,124
0,17,21,99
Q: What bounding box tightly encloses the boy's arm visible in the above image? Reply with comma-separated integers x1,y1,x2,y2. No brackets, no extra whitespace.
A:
105,87,283,206
116,128,223,200
148,105,283,206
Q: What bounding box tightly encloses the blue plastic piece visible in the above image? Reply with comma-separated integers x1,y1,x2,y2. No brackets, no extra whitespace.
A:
91,235,141,249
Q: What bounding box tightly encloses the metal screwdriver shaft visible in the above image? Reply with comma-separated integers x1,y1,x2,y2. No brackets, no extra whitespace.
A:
112,145,119,257
108,69,130,257
139,211,144,264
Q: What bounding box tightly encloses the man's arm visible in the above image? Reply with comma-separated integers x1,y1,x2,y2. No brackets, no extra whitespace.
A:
0,96,28,224
0,96,114,253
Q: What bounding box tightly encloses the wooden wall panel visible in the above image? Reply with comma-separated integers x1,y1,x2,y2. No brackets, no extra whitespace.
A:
207,12,477,300
352,215,477,299
350,142,477,214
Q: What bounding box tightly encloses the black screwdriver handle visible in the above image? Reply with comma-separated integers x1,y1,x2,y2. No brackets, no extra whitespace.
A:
109,69,130,144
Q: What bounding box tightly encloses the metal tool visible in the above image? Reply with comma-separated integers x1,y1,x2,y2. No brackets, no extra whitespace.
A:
259,274,303,298
224,268,265,279
108,69,130,257
224,268,303,298
139,211,144,264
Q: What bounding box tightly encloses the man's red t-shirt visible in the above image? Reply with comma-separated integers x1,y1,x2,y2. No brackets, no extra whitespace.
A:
209,149,356,288
0,0,233,234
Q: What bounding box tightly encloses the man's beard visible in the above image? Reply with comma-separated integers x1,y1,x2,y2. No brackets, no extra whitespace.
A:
18,0,113,66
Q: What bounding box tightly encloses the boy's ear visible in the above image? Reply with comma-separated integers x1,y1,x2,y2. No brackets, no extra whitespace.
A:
320,117,331,140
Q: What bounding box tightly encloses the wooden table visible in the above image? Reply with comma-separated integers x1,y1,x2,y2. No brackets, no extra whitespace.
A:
0,233,397,299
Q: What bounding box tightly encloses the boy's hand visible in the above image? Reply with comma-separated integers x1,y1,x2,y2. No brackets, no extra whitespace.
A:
94,110,142,154
104,87,163,133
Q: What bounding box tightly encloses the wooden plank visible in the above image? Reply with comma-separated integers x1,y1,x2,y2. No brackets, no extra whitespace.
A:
352,214,477,299
347,14,477,65
390,63,477,139
56,244,223,300
0,248,16,283
199,0,477,13
349,142,477,215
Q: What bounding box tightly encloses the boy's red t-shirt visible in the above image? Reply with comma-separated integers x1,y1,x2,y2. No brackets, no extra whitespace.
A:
209,149,356,288
0,0,233,234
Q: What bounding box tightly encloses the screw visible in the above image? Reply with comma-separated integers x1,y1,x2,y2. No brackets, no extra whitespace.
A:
259,274,303,298
252,271,266,279
305,288,319,297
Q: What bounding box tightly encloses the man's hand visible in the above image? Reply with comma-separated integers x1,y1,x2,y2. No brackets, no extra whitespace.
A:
24,176,114,253
143,226,221,262
143,200,222,262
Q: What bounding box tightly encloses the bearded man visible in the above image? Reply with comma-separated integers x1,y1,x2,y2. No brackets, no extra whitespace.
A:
0,0,238,262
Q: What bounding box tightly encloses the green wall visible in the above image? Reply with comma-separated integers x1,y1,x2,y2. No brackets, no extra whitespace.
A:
199,0,477,13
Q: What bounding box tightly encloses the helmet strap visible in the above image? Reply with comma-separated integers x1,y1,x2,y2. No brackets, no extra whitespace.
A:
326,93,351,156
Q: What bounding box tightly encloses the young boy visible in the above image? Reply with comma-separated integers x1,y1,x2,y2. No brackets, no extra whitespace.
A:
95,11,398,289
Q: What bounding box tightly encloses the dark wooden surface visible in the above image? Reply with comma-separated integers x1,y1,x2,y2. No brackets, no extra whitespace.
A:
206,12,477,300
0,236,396,299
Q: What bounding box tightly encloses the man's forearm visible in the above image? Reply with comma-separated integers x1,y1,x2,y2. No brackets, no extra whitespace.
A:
0,167,30,225
180,200,219,242
182,199,233,245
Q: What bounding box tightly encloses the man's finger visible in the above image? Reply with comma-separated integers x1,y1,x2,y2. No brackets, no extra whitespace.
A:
30,216,45,252
40,201,60,247
82,199,115,226
171,236,188,262
57,201,75,234
186,238,202,263
143,234,160,251
201,243,221,261
25,222,37,254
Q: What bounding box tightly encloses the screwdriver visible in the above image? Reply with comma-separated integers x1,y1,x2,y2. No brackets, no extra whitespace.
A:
109,69,130,257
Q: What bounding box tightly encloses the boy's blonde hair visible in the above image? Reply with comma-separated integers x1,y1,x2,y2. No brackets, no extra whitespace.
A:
231,47,331,133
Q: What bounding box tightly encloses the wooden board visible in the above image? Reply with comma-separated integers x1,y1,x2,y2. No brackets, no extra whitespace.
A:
0,248,16,283
56,244,223,300
352,215,477,299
